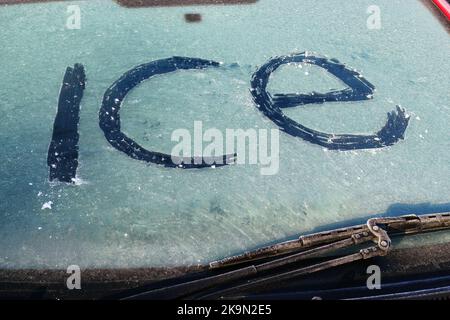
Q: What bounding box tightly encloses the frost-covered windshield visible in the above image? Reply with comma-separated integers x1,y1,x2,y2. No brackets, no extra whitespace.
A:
0,0,449,270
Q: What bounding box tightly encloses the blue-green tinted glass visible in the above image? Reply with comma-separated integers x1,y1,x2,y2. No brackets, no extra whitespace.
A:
0,0,449,269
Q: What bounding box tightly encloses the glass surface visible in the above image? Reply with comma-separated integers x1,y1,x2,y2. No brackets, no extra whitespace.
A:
0,0,449,269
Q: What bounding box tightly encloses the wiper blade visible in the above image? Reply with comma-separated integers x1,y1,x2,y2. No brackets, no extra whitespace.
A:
210,213,450,269
122,213,450,300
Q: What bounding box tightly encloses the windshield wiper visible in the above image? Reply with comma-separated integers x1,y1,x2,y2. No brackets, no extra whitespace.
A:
122,213,450,300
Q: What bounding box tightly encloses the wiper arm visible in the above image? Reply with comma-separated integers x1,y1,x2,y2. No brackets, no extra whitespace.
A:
122,213,450,300
210,213,450,269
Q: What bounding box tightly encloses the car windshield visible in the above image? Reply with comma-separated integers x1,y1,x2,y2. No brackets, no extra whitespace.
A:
0,0,449,273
